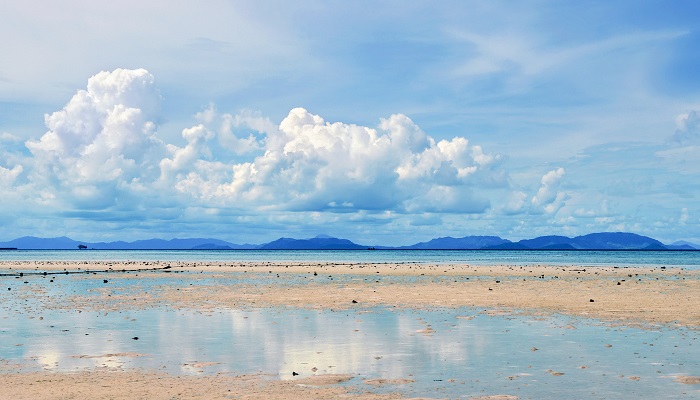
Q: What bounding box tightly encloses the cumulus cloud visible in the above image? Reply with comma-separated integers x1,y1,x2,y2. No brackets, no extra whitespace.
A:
0,164,22,187
1,132,21,142
171,107,504,214
531,167,567,214
502,191,528,215
1,68,513,238
24,68,165,209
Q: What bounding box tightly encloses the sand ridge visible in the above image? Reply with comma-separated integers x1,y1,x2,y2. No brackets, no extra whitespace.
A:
2,261,699,326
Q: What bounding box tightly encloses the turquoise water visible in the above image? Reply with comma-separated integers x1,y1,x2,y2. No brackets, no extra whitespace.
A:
0,249,699,268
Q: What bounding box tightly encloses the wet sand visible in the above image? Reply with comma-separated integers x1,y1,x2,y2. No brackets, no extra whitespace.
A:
2,260,699,399
3,260,698,326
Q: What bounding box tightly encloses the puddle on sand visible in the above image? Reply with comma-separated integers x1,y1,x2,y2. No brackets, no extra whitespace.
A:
1,306,699,399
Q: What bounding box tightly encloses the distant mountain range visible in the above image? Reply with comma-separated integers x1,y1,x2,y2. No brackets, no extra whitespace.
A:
0,232,698,250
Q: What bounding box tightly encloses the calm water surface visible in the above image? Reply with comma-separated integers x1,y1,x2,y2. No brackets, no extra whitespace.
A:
2,306,699,399
1,249,699,269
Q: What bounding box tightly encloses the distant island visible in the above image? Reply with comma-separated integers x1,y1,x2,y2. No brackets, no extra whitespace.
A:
0,232,697,251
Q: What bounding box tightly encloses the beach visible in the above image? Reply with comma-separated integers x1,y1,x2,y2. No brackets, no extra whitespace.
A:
1,260,699,399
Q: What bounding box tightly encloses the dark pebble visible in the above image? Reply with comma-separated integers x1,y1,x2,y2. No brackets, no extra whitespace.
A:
352,300,358,304
132,336,139,340
589,299,595,302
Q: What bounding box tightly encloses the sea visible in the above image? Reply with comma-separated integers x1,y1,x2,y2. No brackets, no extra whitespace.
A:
0,249,698,269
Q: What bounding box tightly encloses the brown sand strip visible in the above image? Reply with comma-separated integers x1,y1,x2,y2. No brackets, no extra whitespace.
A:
0,371,402,400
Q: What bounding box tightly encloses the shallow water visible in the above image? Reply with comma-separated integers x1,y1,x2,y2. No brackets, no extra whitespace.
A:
2,304,699,399
1,249,699,269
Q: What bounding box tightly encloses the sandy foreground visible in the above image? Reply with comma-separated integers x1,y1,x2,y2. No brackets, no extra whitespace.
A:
1,260,699,399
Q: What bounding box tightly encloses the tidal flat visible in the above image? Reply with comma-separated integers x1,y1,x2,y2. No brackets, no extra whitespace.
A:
1,261,699,399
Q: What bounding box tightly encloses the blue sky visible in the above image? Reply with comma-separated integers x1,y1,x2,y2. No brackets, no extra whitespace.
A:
0,0,699,245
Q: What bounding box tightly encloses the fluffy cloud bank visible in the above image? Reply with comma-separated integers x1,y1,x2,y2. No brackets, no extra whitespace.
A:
24,68,164,209
170,107,505,214
1,68,697,243
4,68,508,219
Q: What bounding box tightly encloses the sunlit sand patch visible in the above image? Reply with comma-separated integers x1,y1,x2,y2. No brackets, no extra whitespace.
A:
293,374,355,385
675,375,700,384
415,326,435,335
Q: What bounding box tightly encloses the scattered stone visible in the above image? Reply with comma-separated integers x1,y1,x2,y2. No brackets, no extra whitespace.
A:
132,337,139,340
546,369,565,376
351,300,358,304
292,371,299,376
589,299,595,302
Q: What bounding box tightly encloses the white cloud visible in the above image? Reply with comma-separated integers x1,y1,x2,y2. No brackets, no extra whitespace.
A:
3,68,509,224
531,167,566,214
24,68,165,209
1,132,21,142
502,191,528,215
680,207,689,225
171,107,504,214
5,66,698,244
0,164,22,187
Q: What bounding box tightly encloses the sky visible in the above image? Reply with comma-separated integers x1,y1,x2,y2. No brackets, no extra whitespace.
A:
1,0,699,246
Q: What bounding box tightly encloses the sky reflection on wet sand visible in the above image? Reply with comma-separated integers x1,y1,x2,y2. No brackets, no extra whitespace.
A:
2,305,699,399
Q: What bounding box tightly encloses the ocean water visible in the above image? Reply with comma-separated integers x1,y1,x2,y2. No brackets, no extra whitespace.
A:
0,249,698,269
